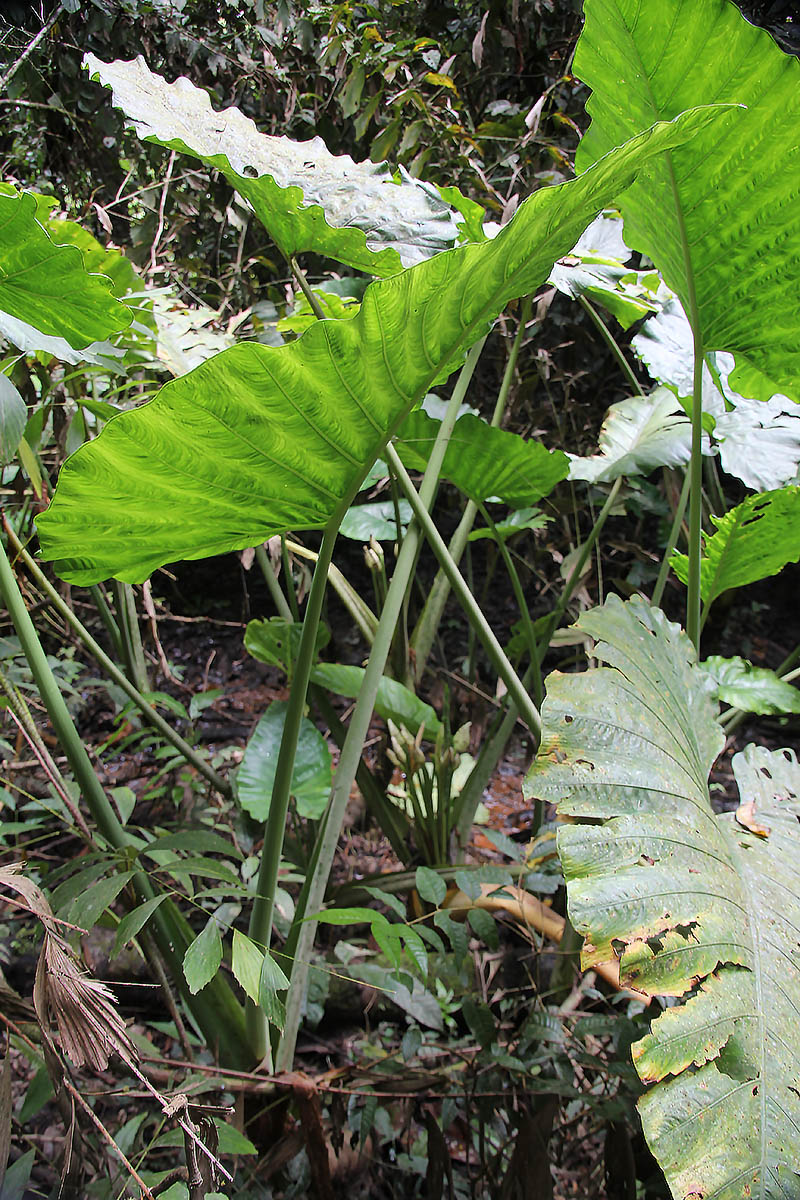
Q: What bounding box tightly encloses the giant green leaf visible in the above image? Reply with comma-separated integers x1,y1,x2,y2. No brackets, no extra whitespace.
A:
575,0,800,402
395,410,568,505
83,54,459,276
0,187,132,350
36,107,725,584
524,595,800,1199
671,486,800,605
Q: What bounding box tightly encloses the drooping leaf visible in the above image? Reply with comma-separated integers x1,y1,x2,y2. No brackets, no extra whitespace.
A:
467,506,550,542
576,0,800,402
0,375,26,466
700,655,800,715
549,211,659,329
524,595,800,1198
231,929,264,1006
310,662,442,738
0,187,132,350
236,700,332,821
568,388,693,483
671,486,800,606
83,54,459,275
36,106,728,584
396,410,569,505
182,916,223,994
259,951,290,1031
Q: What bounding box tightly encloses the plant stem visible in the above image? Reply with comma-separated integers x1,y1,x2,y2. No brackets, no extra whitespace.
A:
5,527,231,798
0,537,250,1064
276,354,483,1070
578,295,645,397
113,580,150,693
89,583,125,661
255,544,294,622
410,302,529,684
387,442,541,738
651,467,691,609
246,520,338,1059
478,501,543,706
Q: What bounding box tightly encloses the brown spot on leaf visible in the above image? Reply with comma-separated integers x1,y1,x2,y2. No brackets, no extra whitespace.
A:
735,799,771,838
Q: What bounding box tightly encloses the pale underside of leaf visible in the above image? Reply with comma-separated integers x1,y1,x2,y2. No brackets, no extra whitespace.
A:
83,53,459,274
576,0,800,403
36,106,728,585
524,595,800,1200
567,387,693,483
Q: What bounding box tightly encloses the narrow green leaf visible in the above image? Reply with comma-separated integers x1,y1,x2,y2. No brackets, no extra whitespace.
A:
68,870,134,932
113,894,167,955
467,907,498,950
312,907,391,927
575,0,800,401
231,929,264,1005
236,700,332,821
183,917,223,994
140,830,242,858
671,486,800,605
462,997,496,1048
259,952,290,1031
36,105,728,584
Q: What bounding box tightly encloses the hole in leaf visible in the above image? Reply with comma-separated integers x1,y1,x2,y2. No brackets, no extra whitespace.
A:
564,714,574,724
242,164,258,177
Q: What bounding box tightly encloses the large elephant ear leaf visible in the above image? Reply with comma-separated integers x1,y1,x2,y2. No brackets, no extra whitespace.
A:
83,54,459,277
0,187,132,350
575,0,800,403
36,106,727,585
524,595,800,1199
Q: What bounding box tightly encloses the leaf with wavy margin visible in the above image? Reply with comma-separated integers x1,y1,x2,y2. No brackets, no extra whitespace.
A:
83,53,459,275
36,107,727,585
524,595,800,1200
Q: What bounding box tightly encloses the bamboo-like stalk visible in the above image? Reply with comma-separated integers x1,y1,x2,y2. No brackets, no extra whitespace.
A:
386,442,542,741
246,520,339,1059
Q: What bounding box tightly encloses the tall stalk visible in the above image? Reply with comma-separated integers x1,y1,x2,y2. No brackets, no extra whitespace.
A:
246,520,338,1059
409,301,530,685
112,580,150,693
276,343,485,1070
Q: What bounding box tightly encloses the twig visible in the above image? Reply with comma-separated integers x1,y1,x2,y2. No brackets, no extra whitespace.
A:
63,1078,158,1200
148,150,177,279
0,4,64,94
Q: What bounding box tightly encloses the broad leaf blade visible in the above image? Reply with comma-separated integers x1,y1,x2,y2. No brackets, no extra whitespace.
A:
575,0,800,402
396,410,568,505
37,107,726,584
310,663,442,739
83,54,459,275
701,656,800,715
0,188,132,350
524,596,800,1199
671,486,800,605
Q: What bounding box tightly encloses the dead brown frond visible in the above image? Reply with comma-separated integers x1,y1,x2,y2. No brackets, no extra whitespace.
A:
1,861,137,1071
